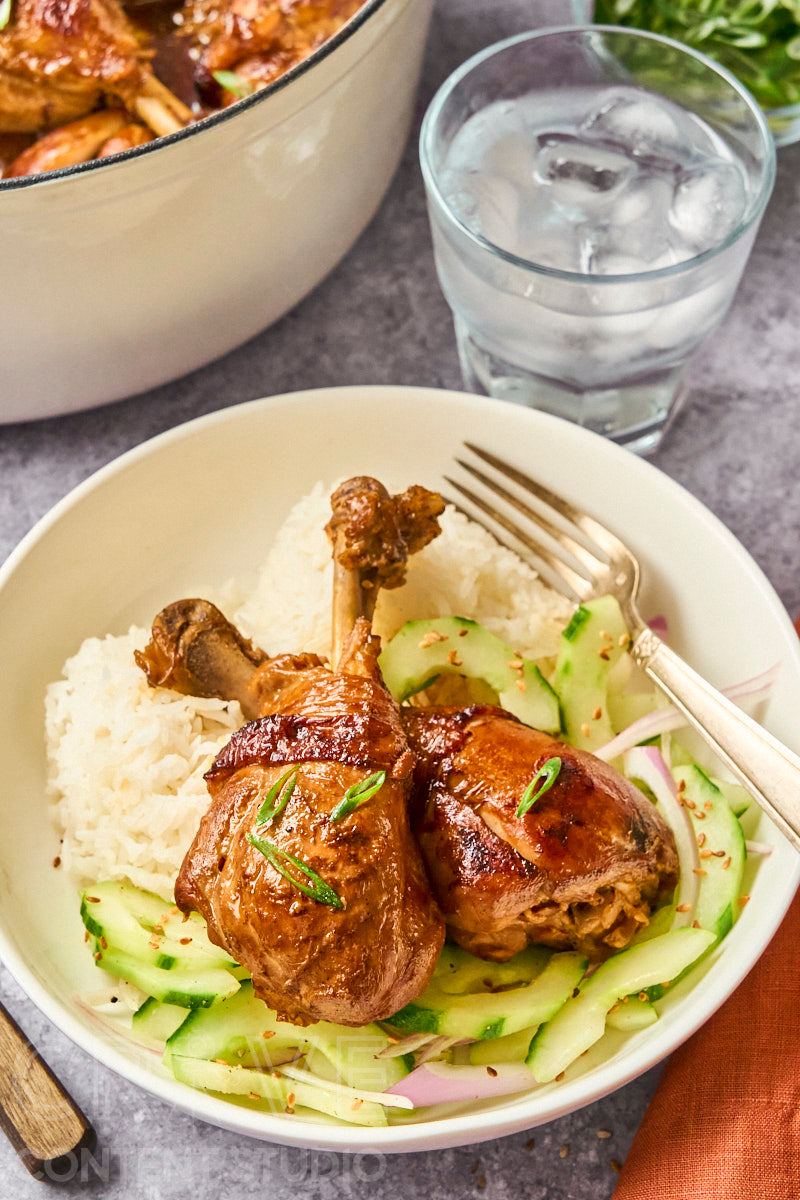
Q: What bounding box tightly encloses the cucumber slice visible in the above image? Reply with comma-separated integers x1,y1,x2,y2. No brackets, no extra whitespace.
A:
132,998,188,1043
468,1026,538,1065
80,881,238,971
712,778,752,818
378,617,561,734
389,951,587,1041
91,940,240,1008
431,943,550,996
527,927,714,1083
605,996,658,1032
165,982,409,1093
673,765,746,943
168,1056,389,1127
552,596,630,751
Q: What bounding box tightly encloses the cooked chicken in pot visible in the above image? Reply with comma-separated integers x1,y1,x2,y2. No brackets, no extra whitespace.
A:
1,0,365,176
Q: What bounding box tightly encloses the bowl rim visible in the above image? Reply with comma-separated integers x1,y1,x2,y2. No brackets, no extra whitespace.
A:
419,23,777,285
0,0,389,194
1,383,798,1152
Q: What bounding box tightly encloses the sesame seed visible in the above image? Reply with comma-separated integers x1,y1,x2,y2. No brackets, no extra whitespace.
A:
351,1098,363,1110
524,1139,535,1151
555,1071,565,1082
447,650,463,666
597,1130,612,1139
476,1176,486,1190
215,1058,228,1066
100,936,108,950
286,1092,296,1107
361,579,374,590
676,903,692,912
677,778,687,793
559,1144,569,1159
699,849,712,859
721,856,732,870
660,982,671,989
592,706,602,720
696,832,706,847
508,658,523,669
683,797,695,809
171,906,180,915
598,649,610,661
693,810,706,820
248,1091,260,1100
52,856,61,868
84,930,90,942
637,991,648,1002
285,1105,295,1115
581,723,591,738
737,895,750,907
458,628,468,637
262,1030,276,1039
180,937,192,945
704,800,713,811
470,1162,480,1174
610,1160,622,1173
516,679,527,692
94,951,102,961
600,630,609,640
86,896,100,903
419,630,447,649
692,868,707,876
692,920,701,929
486,1066,498,1078
153,924,164,934
618,634,628,647
712,849,726,857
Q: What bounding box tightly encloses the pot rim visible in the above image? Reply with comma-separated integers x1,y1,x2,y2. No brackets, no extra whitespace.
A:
0,0,389,193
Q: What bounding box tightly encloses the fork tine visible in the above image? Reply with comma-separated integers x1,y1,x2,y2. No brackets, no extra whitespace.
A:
464,442,630,561
456,458,608,573
443,477,593,603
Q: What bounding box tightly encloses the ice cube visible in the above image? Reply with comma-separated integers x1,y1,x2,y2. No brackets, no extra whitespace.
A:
441,170,522,252
669,160,747,253
534,135,635,206
598,175,681,266
482,129,537,193
582,88,694,161
646,280,731,350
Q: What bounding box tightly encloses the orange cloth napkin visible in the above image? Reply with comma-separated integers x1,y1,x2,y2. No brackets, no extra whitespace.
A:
613,623,800,1199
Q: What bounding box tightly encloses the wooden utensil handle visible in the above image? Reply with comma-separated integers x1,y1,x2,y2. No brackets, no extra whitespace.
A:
0,999,95,1180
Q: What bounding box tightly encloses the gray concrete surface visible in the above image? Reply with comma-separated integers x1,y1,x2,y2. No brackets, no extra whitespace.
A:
2,2,799,1196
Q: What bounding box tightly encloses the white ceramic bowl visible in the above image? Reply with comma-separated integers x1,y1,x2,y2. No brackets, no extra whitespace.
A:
1,385,797,1152
0,0,432,423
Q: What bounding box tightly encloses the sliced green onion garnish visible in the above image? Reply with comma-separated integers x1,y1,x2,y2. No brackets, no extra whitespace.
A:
246,833,344,909
516,757,562,817
255,766,299,827
212,70,254,98
0,0,13,30
330,770,387,823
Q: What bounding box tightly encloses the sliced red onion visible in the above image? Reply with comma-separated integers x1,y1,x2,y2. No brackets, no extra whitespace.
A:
277,1063,414,1110
384,1061,535,1108
413,1035,461,1067
624,746,699,928
595,663,780,763
647,615,669,637
745,840,773,856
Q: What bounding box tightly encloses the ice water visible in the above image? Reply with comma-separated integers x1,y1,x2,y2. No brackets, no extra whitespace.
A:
431,85,755,450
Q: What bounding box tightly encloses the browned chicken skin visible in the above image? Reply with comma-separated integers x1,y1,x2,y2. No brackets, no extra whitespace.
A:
182,0,363,107
173,617,444,1025
137,479,448,1026
0,0,146,134
404,705,679,962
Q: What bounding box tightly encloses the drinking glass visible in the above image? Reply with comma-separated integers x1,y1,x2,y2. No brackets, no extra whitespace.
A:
419,26,776,454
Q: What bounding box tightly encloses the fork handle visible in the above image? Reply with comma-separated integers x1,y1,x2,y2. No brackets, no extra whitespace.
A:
632,629,800,854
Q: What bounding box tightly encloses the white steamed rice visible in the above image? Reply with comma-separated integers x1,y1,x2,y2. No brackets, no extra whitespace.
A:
47,484,572,898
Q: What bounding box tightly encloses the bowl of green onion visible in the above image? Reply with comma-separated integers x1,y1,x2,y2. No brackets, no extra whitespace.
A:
593,0,800,146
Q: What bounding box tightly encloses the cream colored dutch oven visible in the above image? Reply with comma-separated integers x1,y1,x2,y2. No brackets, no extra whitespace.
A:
0,0,433,422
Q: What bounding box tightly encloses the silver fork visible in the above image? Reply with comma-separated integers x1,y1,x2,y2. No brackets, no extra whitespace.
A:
447,442,800,854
